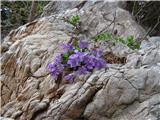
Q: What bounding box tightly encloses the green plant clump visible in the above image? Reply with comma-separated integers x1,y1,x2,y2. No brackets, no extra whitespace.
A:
69,15,80,26
95,33,112,41
95,33,140,50
126,36,140,50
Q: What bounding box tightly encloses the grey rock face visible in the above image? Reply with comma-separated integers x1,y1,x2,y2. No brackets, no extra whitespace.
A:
0,117,14,120
41,1,85,17
1,1,159,120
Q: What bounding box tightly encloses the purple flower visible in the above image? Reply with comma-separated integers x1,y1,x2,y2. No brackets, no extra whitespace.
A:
92,48,104,57
55,55,62,64
57,63,65,71
62,43,74,53
94,58,106,69
85,55,106,70
48,61,64,77
48,63,56,73
85,63,94,70
67,52,87,67
67,59,79,67
86,55,96,65
69,53,79,59
79,41,89,49
77,66,88,74
67,53,80,67
82,55,90,63
64,73,75,81
76,52,87,62
48,41,107,82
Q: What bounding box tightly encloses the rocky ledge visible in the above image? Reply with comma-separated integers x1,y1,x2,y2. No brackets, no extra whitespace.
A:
1,1,160,120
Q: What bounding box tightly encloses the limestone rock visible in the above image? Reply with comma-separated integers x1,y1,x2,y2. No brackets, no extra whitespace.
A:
1,1,159,120
0,117,14,120
41,1,86,17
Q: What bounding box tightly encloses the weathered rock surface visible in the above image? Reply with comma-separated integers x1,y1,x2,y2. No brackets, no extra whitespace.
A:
1,1,160,120
41,1,85,17
0,117,14,120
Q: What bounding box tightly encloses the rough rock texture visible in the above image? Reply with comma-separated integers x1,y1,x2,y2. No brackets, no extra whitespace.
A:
1,1,160,120
0,117,14,120
41,1,85,17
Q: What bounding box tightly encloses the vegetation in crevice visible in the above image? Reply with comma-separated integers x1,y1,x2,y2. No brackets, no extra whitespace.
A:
95,32,140,50
48,15,140,84
48,15,107,84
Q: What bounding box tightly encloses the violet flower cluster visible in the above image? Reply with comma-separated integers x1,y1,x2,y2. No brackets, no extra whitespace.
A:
48,40,107,81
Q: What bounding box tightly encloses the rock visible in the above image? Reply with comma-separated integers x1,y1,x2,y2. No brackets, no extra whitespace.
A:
141,37,160,49
1,1,160,120
41,1,86,17
0,117,14,120
30,58,41,73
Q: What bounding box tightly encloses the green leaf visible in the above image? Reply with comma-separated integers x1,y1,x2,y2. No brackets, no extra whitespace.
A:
63,53,69,61
95,33,140,50
118,37,125,44
69,15,80,26
126,36,140,50
95,33,112,41
75,46,81,51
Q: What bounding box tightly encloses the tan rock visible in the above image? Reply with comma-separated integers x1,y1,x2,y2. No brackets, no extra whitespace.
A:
1,1,159,120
